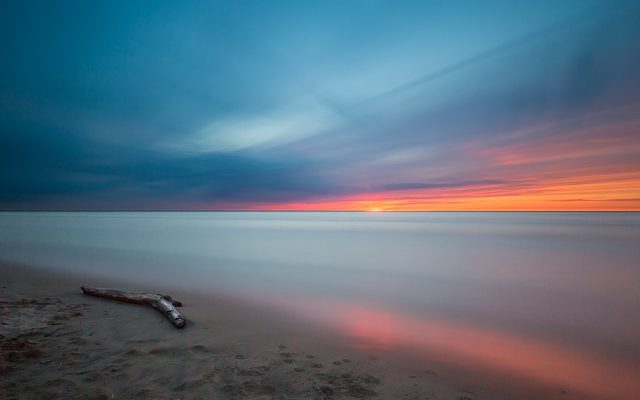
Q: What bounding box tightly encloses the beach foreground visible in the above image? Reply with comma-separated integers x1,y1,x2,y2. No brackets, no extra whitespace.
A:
0,262,577,400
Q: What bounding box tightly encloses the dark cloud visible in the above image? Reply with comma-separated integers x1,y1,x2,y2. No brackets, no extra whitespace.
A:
1,133,335,207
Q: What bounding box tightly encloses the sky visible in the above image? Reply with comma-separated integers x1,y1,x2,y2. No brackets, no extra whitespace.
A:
1,0,639,211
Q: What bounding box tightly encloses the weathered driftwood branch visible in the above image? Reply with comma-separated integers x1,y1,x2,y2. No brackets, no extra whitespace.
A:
81,286,186,328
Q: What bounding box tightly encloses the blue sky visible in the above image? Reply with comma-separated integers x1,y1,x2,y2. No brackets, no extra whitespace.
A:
2,0,640,210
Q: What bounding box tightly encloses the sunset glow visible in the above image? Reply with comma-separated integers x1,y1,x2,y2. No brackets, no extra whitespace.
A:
2,1,639,211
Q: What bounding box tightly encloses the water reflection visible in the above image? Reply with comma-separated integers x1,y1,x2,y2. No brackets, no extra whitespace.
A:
267,296,640,400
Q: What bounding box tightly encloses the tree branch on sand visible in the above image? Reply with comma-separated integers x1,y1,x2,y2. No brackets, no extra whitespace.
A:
80,286,186,328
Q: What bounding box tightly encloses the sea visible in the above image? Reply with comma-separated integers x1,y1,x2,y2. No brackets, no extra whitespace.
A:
1,211,639,399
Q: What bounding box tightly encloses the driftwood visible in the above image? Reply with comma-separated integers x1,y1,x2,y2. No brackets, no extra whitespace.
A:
81,286,186,328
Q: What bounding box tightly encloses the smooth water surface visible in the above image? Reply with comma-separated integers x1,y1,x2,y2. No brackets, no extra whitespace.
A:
1,212,639,399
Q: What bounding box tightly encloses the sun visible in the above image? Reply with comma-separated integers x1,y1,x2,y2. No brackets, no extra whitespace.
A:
368,207,383,212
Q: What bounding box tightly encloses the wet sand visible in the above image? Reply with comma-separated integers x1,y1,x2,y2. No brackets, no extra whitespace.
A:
1,262,586,400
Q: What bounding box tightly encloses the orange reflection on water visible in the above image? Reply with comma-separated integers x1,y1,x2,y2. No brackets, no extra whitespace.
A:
336,305,640,400
343,306,397,349
257,289,640,399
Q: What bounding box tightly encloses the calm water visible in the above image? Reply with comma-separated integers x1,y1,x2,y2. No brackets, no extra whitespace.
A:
1,212,639,398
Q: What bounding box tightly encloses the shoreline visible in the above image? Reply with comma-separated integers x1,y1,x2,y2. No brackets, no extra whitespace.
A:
1,262,586,400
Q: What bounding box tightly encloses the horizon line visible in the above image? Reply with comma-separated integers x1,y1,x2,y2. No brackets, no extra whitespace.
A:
1,210,638,213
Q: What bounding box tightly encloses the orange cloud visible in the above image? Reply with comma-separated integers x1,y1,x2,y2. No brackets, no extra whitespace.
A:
242,105,640,211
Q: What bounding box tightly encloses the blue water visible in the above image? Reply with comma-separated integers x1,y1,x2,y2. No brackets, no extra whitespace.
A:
1,212,639,398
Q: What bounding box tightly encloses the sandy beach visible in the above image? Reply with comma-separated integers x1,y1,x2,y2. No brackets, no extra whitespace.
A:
0,261,577,400
0,262,464,400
